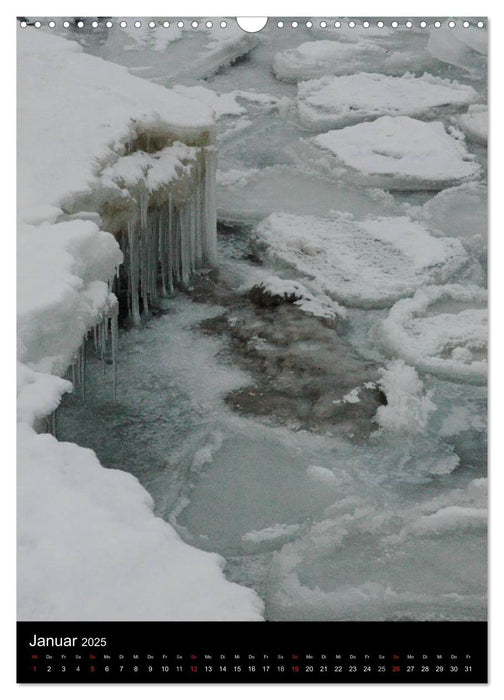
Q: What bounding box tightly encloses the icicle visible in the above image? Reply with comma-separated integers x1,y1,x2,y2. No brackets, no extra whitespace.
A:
167,195,175,293
80,343,86,400
51,408,57,438
72,358,76,390
101,318,106,374
111,311,118,400
139,191,150,316
159,206,168,297
203,146,217,267
128,219,141,325
93,325,98,352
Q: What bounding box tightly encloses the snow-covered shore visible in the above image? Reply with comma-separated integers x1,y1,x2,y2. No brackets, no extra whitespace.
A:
17,28,263,621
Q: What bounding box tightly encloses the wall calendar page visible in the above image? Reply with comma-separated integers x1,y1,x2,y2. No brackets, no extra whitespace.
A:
16,15,488,685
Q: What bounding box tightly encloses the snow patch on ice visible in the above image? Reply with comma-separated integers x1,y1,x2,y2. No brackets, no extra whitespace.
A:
311,116,481,190
251,213,469,308
297,73,477,131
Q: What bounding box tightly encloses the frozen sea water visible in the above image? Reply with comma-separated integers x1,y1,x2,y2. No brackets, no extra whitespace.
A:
56,19,487,621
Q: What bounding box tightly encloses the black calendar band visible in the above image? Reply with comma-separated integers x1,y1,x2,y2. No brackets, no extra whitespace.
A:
17,620,487,683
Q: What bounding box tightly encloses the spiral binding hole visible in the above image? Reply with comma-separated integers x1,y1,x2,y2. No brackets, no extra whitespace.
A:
19,17,487,32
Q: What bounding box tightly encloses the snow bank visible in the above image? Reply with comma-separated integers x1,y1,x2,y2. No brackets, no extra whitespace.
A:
251,213,469,308
378,284,487,385
457,104,488,144
311,116,481,190
297,73,477,130
18,28,262,621
273,39,388,82
18,424,263,621
375,360,436,432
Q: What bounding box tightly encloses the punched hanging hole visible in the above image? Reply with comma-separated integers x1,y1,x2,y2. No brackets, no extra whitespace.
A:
334,21,341,28
448,20,456,28
220,20,228,28
463,21,470,28
420,21,427,28
391,21,398,28
135,21,142,28
92,21,99,28
236,17,267,32
277,21,284,28
363,21,370,28
305,20,313,28
177,21,184,28
405,20,413,28
291,21,298,28
120,21,127,28
148,21,156,28
348,21,356,28
434,21,441,28
48,21,56,28
163,21,170,28
106,21,113,28
63,21,70,28
477,21,485,28
320,21,327,28
206,21,213,28
19,20,27,28
77,20,84,28
377,20,384,28
192,20,199,28
34,21,41,28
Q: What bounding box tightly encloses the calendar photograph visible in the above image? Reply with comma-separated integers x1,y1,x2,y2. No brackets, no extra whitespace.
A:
17,16,488,683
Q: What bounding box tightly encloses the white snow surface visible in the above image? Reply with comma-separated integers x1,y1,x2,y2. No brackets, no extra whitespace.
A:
311,116,481,190
17,28,262,621
297,73,477,130
251,213,469,308
18,423,263,621
378,284,487,385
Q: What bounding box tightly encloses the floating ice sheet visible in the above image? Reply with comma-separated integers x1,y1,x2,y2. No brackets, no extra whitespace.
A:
457,104,488,144
310,116,481,190
251,213,469,308
296,73,477,130
217,164,403,224
377,284,487,385
273,39,390,82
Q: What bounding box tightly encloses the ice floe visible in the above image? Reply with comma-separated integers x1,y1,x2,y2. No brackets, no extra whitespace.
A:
251,213,469,308
457,104,488,145
297,73,477,130
377,284,487,385
273,39,389,82
310,116,481,190
416,182,487,261
427,20,487,75
217,164,402,224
